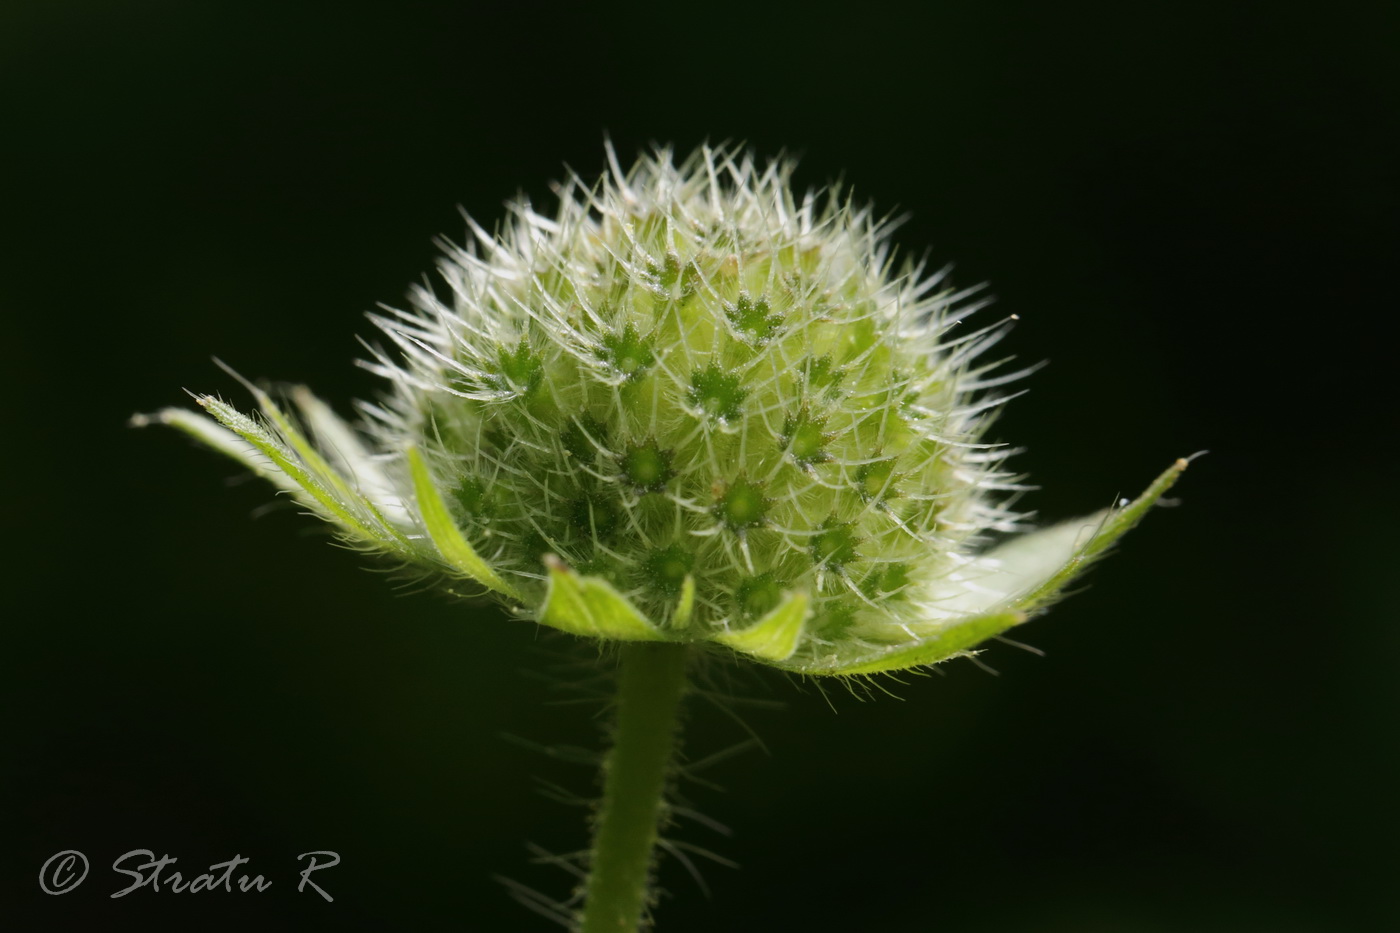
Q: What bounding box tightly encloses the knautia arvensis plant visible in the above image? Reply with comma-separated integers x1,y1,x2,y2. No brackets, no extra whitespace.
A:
138,144,1185,931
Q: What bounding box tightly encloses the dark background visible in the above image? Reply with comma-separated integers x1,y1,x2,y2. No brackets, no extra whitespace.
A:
4,2,1396,930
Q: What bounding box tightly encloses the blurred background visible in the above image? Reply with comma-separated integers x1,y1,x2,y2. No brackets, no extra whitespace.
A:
3,2,1396,930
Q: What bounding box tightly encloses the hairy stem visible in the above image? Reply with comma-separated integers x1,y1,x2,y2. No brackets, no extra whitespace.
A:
579,642,689,933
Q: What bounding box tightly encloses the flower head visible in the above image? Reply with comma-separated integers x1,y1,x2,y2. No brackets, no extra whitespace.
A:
138,144,1185,675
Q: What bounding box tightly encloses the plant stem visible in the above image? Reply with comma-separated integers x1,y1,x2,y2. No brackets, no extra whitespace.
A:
579,641,689,933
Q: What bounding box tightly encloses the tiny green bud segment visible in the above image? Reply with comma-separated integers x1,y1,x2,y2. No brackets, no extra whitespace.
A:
601,324,655,382
492,338,544,395
725,292,782,344
621,442,672,493
801,354,845,394
643,545,693,596
687,364,746,421
811,517,860,571
563,412,609,460
652,252,681,288
856,458,897,503
453,476,493,519
735,573,785,617
869,562,911,596
717,478,768,530
782,409,831,468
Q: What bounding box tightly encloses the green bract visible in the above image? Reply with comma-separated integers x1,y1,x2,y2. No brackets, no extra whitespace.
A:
140,145,1184,675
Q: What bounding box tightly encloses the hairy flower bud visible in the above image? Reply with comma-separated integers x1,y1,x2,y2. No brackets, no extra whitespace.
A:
139,144,1185,675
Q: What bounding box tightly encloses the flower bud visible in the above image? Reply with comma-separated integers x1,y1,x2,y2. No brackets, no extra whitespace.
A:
140,144,1185,675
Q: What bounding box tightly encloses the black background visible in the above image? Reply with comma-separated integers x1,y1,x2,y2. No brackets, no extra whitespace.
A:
4,2,1397,930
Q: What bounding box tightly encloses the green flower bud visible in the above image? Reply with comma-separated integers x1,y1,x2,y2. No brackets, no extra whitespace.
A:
138,144,1185,675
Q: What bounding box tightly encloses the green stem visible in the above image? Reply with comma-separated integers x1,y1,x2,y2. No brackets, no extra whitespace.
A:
580,642,689,933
